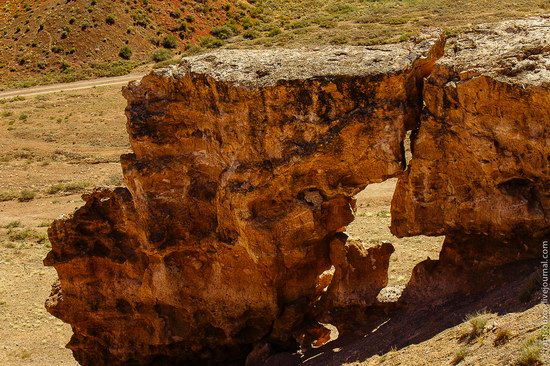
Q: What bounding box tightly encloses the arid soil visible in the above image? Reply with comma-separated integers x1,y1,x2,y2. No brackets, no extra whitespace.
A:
0,86,129,365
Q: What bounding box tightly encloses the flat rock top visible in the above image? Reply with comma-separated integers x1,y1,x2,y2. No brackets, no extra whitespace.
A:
153,31,443,87
442,17,550,85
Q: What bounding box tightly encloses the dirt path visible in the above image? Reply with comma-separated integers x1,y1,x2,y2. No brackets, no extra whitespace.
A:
0,73,146,99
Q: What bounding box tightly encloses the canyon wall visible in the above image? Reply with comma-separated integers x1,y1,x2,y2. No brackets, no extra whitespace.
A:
45,17,549,366
391,18,549,240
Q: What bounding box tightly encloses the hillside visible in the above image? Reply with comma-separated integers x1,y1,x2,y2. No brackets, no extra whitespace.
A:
0,0,259,88
1,0,548,89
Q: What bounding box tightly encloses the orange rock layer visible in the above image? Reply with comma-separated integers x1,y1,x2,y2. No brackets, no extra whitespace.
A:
45,17,549,366
45,34,444,365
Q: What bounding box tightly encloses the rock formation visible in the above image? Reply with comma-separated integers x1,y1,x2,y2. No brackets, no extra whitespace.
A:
44,16,549,366
391,18,549,240
392,18,549,303
45,33,444,365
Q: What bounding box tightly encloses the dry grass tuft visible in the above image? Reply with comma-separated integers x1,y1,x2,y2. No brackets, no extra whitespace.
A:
461,310,492,342
494,327,512,346
517,333,543,366
451,346,468,365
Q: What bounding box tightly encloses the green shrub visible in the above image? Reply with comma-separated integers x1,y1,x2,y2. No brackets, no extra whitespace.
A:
211,25,236,39
199,36,224,49
60,61,71,72
177,21,188,32
3,220,22,229
105,14,116,25
162,35,178,49
243,30,258,40
169,10,181,18
46,181,89,195
18,189,35,202
152,49,172,62
132,10,150,27
8,227,37,241
118,46,132,60
268,27,281,37
0,191,18,202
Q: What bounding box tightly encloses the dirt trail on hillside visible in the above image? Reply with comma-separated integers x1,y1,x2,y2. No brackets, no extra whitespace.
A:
0,73,146,99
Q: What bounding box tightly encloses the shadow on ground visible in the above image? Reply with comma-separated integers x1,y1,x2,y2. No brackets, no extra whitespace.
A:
264,259,541,365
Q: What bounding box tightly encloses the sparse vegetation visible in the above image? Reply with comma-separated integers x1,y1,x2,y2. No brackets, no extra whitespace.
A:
3,220,22,229
517,333,543,366
463,310,492,342
118,46,133,60
105,14,116,25
162,35,178,49
198,36,224,49
0,189,36,202
494,327,512,346
17,189,36,202
46,181,89,195
151,49,173,63
451,346,468,365
211,25,236,40
0,191,18,202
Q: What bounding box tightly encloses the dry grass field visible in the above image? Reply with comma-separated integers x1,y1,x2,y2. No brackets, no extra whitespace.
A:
0,86,129,365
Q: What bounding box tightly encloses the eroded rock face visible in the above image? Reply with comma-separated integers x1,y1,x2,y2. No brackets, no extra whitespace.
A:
45,17,549,366
400,234,542,305
45,35,444,365
391,17,549,307
391,18,550,240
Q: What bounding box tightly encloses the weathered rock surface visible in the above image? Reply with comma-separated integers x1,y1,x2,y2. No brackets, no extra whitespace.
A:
391,18,550,240
45,17,550,366
391,17,549,310
45,35,444,365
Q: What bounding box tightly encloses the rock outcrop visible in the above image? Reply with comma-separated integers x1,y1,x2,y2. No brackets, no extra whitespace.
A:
392,18,549,303
391,18,550,240
45,17,549,366
45,34,444,365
